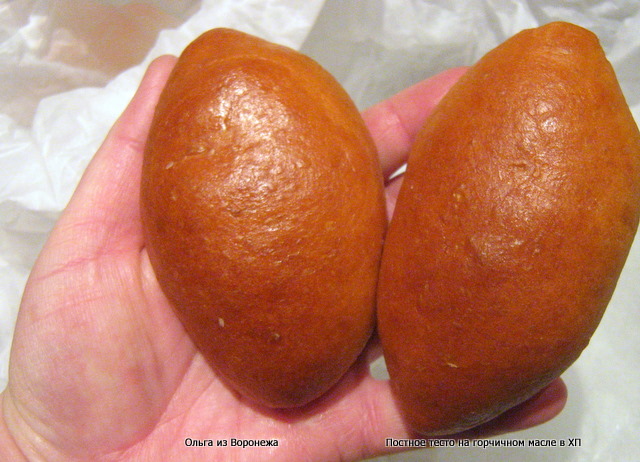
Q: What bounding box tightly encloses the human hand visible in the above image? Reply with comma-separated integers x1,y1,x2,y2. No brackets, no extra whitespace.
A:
0,56,566,462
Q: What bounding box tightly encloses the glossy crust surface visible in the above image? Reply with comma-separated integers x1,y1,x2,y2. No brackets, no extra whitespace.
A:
377,22,640,435
141,28,386,407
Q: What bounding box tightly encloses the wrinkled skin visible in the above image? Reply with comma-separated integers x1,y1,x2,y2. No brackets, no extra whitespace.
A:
0,56,566,462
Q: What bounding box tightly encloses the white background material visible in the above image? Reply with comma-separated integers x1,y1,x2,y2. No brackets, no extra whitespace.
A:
1,1,639,461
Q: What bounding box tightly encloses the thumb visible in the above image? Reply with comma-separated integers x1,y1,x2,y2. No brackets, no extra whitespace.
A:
41,55,177,273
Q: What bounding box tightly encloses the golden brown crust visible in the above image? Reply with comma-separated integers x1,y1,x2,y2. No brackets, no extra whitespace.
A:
377,22,640,435
141,28,386,407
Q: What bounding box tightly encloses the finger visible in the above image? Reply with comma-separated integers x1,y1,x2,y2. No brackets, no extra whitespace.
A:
352,377,567,460
52,55,177,259
457,378,568,440
362,67,468,181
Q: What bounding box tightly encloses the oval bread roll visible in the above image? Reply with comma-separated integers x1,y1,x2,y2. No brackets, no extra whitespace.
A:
141,28,386,408
377,22,640,435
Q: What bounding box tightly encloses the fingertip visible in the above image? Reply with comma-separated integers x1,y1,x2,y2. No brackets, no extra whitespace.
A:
150,53,178,67
518,378,568,428
366,376,569,444
460,378,569,439
506,378,568,431
133,55,177,109
145,55,178,83
102,55,177,155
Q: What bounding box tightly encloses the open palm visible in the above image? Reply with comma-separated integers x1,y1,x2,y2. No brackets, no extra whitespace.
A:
0,56,566,462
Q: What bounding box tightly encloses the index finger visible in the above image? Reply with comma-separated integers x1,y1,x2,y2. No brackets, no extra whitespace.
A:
362,67,468,181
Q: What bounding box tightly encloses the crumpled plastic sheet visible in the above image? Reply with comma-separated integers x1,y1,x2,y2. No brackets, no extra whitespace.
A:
1,1,639,461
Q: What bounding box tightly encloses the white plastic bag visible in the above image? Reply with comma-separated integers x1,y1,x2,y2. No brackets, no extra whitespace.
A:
1,1,639,460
